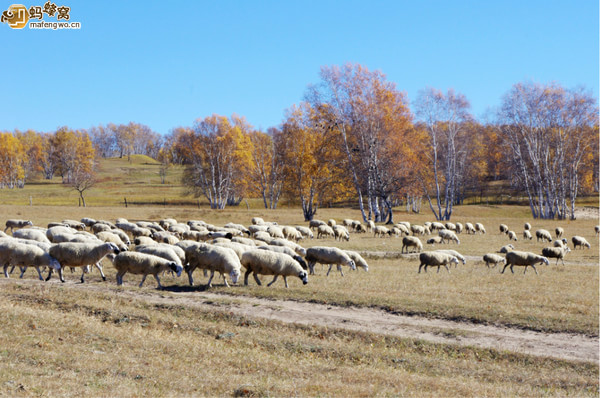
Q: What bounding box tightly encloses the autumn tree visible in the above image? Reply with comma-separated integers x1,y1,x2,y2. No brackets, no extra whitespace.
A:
0,132,26,188
87,124,115,158
15,129,44,181
246,127,286,209
51,127,95,184
497,82,598,219
414,87,472,220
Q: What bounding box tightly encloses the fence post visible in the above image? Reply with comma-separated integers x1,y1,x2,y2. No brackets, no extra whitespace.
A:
124,197,128,208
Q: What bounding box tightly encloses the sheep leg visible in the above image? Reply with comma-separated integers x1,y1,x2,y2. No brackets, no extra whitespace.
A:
253,273,262,286
326,264,333,276
94,262,106,281
45,268,53,281
500,264,509,274
58,268,65,282
308,261,316,275
206,270,215,288
244,268,252,286
3,265,9,279
187,267,195,286
116,271,125,285
530,265,538,275
418,263,424,273
80,269,86,283
139,274,147,288
267,275,279,287
338,265,344,277
283,276,289,288
444,264,450,273
153,274,162,289
222,273,229,287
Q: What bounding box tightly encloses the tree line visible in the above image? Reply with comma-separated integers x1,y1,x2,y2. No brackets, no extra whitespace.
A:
2,64,597,220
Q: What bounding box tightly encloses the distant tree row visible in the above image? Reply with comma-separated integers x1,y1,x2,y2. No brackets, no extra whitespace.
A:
2,64,597,220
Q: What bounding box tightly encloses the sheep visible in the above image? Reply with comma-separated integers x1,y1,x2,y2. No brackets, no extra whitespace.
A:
482,253,505,269
134,236,157,246
267,225,285,239
411,225,426,236
80,217,97,228
5,219,33,233
327,219,336,227
112,251,183,288
305,246,356,276
507,231,518,241
355,223,368,233
455,222,463,234
268,238,307,256
182,230,211,241
366,220,375,232
253,231,272,243
342,219,354,227
241,249,308,288
309,219,326,230
317,225,335,239
224,223,251,236
499,224,509,234
426,236,443,245
282,226,303,242
475,223,486,234
464,222,476,234
555,227,564,238
445,222,457,231
62,220,86,230
430,222,445,231
214,241,252,260
184,245,241,287
134,244,183,267
553,238,568,249
393,224,410,236
595,225,600,236
389,226,403,237
92,223,112,234
572,236,591,250
13,228,51,244
438,229,460,244
248,225,268,234
498,244,514,254
231,236,257,246
401,236,423,254
295,226,314,239
418,252,459,273
251,217,265,225
333,225,350,241
524,222,531,231
96,231,129,252
535,229,553,243
2,242,61,280
373,225,389,238
344,250,368,272
541,246,571,266
208,231,234,241
47,242,120,283
502,251,549,275
523,230,533,240
435,249,466,265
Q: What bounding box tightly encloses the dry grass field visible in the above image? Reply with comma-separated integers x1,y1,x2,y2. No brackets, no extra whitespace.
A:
0,170,597,395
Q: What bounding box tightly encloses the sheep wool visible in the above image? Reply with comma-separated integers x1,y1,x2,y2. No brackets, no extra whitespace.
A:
185,245,241,287
305,246,356,276
113,251,182,288
502,250,549,275
241,249,308,288
418,252,459,273
4,242,61,280
483,253,505,268
541,246,571,266
48,242,120,283
401,236,423,253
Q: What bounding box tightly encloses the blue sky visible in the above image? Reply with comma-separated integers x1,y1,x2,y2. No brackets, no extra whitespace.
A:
1,0,598,135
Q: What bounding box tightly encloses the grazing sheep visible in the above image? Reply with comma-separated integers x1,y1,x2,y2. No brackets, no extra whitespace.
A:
134,236,157,246
62,220,86,230
555,227,564,238
507,231,518,241
394,224,410,236
241,249,308,288
257,245,308,270
317,225,335,239
309,219,326,230
524,222,531,231
112,251,183,288
435,249,466,265
523,230,533,240
184,245,241,287
355,223,368,233
305,246,356,276
541,246,571,266
282,226,303,242
499,224,509,234
535,229,553,243
134,244,183,267
333,225,350,241
267,226,285,239
373,226,389,238
455,222,463,234
438,229,460,244
253,231,272,244
344,250,368,272
553,239,568,249
366,220,375,232
80,217,97,228
426,236,443,245
483,253,506,269
224,223,251,236
5,219,33,233
231,236,257,246
47,242,120,283
445,222,457,231
13,228,50,244
418,252,459,273
498,244,515,254
342,219,354,227
268,238,307,257
295,226,314,239
430,222,445,231
572,236,591,250
3,242,61,280
502,251,549,275
401,236,423,254
595,225,600,236
350,220,363,232
91,223,112,234
464,222,476,234
475,223,486,234
411,225,426,236
96,231,129,252
327,219,336,227
248,225,268,234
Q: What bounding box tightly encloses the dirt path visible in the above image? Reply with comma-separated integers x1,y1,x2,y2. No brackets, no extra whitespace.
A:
31,281,598,364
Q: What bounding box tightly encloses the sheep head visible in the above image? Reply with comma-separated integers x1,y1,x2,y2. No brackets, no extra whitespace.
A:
229,268,240,284
169,262,183,277
298,271,308,285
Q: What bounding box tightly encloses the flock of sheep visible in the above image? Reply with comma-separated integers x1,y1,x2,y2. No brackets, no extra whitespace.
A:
0,215,596,289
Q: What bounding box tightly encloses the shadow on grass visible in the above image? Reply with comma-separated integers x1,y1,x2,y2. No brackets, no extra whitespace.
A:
161,284,210,293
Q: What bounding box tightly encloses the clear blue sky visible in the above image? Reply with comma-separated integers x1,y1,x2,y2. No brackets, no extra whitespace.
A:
1,0,598,135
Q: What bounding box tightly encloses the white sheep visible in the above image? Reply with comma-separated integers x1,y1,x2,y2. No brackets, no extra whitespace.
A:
373,225,389,238
426,236,443,245
13,228,50,244
435,249,466,265
499,224,509,234
394,224,410,236
309,219,326,230
445,222,457,231
523,230,533,240
553,238,568,249
535,229,553,243
62,219,86,230
268,238,307,257
555,227,564,238
401,236,423,253
366,220,375,232
47,242,120,283
231,236,257,246
251,217,265,225
96,231,129,252
134,244,183,267
112,251,183,288
327,219,336,227
482,253,505,269
455,222,463,234
342,219,354,227
295,226,314,239
418,251,459,273
92,223,112,234
214,241,252,259
507,231,518,241
241,249,308,288
317,225,335,239
4,219,33,233
134,236,157,246
411,225,426,236
572,236,591,250
282,226,303,242
333,225,350,241
438,229,460,244
184,245,241,287
224,223,251,236
475,223,486,234
253,231,272,243
430,222,445,231
344,250,368,272
2,242,61,280
541,246,571,266
305,246,356,276
502,251,549,275
80,217,97,228
464,222,476,234
498,244,514,254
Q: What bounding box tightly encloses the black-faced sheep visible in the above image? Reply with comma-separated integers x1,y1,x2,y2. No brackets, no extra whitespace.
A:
309,219,326,230
524,222,531,231
426,236,443,245
305,246,356,276
482,253,505,269
499,224,509,234
535,229,553,243
241,249,308,288
47,242,120,283
595,225,600,236
523,230,533,240
571,236,591,250
554,227,564,238
112,251,182,288
502,251,549,275
401,236,422,254
507,231,518,241
418,252,459,273
541,246,571,266
475,223,486,234
498,244,514,254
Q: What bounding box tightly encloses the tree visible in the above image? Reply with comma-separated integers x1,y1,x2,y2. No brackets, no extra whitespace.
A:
87,124,115,158
414,87,472,220
497,82,597,219
0,132,26,188
71,168,96,207
247,128,285,209
51,127,95,184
